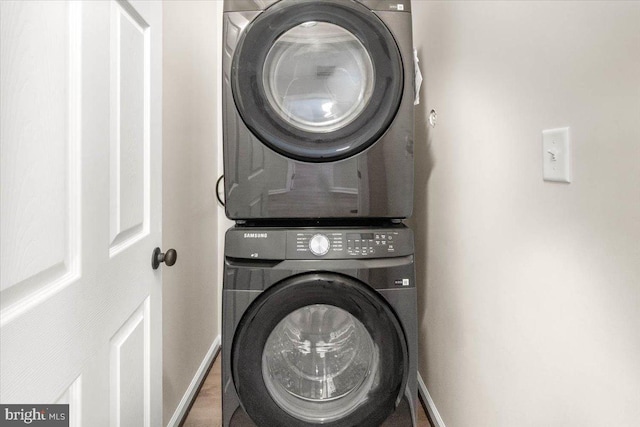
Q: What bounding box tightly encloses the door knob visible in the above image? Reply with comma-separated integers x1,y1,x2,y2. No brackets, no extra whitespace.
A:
152,247,177,270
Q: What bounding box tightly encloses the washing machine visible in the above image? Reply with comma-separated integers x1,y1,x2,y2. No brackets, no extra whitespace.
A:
223,0,415,220
222,225,417,426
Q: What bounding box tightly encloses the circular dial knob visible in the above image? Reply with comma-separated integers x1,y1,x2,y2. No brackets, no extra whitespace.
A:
309,234,330,256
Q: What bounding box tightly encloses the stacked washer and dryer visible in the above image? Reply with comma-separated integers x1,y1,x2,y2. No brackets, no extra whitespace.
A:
221,1,417,426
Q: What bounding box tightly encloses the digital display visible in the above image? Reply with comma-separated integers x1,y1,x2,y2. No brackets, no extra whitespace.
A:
347,233,375,240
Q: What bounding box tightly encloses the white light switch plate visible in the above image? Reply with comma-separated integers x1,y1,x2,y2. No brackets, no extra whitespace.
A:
542,127,571,183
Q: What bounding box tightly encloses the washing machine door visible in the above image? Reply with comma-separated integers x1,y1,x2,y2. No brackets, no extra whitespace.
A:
231,273,408,426
231,0,404,162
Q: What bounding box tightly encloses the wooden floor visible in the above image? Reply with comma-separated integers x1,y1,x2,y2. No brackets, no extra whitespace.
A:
183,356,433,427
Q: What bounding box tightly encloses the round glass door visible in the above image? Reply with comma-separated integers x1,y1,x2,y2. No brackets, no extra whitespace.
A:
231,0,404,162
231,273,408,426
262,304,378,423
263,22,375,133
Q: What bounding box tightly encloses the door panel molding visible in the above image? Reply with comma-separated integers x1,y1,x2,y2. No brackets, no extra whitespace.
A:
110,297,151,427
0,0,82,326
109,0,150,257
56,375,83,427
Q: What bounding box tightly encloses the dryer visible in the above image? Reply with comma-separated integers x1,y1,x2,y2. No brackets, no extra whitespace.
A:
223,225,418,426
223,0,414,220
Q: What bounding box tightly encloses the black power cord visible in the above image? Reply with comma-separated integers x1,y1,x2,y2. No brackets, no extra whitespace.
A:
216,175,225,206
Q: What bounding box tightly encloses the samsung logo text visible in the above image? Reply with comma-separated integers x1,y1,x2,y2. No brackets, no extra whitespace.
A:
243,233,267,239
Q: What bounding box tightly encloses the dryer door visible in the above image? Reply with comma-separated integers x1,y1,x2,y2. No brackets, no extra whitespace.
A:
231,273,408,426
231,0,404,162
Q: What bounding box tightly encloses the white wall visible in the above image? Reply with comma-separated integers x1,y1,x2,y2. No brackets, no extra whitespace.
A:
162,1,222,424
410,2,640,426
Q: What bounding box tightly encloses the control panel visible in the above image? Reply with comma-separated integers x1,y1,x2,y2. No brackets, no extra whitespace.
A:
287,229,411,259
225,227,413,260
346,232,399,256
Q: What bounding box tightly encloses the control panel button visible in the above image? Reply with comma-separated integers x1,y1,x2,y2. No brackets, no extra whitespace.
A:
309,234,330,256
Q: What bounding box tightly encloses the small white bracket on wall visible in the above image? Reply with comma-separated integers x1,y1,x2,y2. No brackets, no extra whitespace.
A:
542,127,571,183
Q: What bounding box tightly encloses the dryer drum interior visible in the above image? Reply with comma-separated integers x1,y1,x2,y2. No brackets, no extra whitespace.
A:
231,0,404,162
231,273,409,426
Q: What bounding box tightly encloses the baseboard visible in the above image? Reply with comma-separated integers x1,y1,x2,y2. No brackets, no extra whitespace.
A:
167,335,221,427
417,373,446,427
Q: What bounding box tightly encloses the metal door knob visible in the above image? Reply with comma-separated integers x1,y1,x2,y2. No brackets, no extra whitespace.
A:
152,247,177,270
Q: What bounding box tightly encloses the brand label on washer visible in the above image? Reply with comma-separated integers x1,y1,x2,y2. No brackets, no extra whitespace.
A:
243,232,267,239
390,3,405,11
394,278,410,287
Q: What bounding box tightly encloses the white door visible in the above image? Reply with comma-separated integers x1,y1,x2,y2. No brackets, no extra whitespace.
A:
1,1,163,426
